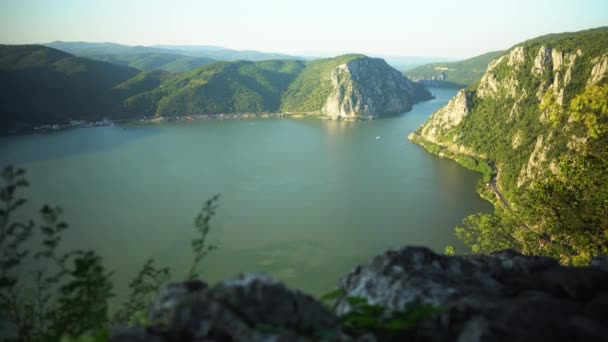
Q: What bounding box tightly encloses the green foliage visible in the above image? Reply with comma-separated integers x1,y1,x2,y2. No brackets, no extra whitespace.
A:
60,327,109,342
455,213,525,254
0,45,139,132
319,289,439,340
188,194,220,280
539,90,564,126
569,84,608,138
112,259,170,325
319,288,346,303
519,27,608,57
45,41,298,63
280,54,366,113
51,251,113,338
0,48,410,131
90,52,214,73
150,59,306,116
339,296,439,341
0,166,114,341
518,111,608,265
418,28,608,265
516,27,608,104
0,44,72,71
444,245,455,256
449,87,608,265
405,50,506,87
0,166,220,340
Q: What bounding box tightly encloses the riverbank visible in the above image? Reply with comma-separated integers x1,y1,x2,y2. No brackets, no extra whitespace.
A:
3,112,380,137
408,132,502,209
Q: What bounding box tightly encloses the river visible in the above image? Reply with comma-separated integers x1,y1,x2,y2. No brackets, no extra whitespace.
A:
0,88,492,302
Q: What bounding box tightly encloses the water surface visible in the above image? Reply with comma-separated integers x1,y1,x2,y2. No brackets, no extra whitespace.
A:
0,88,492,301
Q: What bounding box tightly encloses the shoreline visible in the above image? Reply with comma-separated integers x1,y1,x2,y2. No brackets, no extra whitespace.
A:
2,112,378,137
408,132,501,209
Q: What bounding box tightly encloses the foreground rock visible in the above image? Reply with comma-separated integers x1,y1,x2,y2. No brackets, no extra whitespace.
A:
112,247,608,341
337,247,608,341
111,274,354,341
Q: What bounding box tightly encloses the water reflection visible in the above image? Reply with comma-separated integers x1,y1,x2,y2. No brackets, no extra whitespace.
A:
0,126,160,166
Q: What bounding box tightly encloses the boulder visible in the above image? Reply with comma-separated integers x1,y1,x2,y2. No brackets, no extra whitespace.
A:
111,248,608,341
336,247,608,341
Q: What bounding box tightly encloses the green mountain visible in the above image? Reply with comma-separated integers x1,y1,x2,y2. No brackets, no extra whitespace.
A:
410,27,608,264
152,44,300,61
44,41,166,56
0,46,431,132
141,59,307,116
281,54,432,118
84,53,214,73
118,55,431,119
44,42,215,73
405,50,506,88
375,55,453,72
0,45,139,132
44,42,301,72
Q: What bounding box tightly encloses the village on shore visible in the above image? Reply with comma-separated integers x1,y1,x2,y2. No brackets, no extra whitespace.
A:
17,111,374,135
24,113,286,135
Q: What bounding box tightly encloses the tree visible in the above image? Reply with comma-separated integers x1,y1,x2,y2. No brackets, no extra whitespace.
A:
0,166,114,341
455,85,608,265
0,166,219,340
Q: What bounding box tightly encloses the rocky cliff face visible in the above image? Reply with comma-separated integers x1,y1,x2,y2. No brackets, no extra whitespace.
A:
413,28,608,199
111,247,608,342
419,89,473,143
322,58,432,119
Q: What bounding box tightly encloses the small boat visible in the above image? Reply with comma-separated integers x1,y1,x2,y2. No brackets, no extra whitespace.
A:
376,136,381,140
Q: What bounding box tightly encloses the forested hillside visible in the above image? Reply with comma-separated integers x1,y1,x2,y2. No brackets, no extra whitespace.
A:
281,54,367,112
0,45,139,132
45,41,300,72
148,60,307,116
0,46,430,132
405,51,505,87
411,27,608,265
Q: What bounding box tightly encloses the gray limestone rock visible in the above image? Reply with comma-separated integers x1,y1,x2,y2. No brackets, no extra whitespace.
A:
111,248,608,341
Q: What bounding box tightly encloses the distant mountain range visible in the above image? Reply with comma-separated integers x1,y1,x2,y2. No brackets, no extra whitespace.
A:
43,41,453,73
0,44,431,132
0,44,140,131
371,55,454,72
44,41,304,73
404,51,506,87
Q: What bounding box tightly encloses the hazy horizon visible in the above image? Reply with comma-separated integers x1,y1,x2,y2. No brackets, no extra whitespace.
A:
1,0,607,59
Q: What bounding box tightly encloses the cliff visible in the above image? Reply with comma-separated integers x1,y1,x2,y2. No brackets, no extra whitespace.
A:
412,27,608,199
282,55,432,119
111,247,608,341
409,27,608,264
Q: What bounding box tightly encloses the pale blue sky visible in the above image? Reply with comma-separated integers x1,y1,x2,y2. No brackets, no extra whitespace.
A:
0,0,606,58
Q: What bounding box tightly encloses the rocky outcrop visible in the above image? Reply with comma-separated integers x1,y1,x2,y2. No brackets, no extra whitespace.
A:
529,45,579,101
337,247,608,341
111,274,349,342
517,134,551,187
589,54,608,85
322,58,432,119
420,89,473,142
111,247,608,342
476,48,524,99
412,28,608,199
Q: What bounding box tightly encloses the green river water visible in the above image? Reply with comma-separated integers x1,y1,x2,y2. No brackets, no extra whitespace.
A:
0,88,492,303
